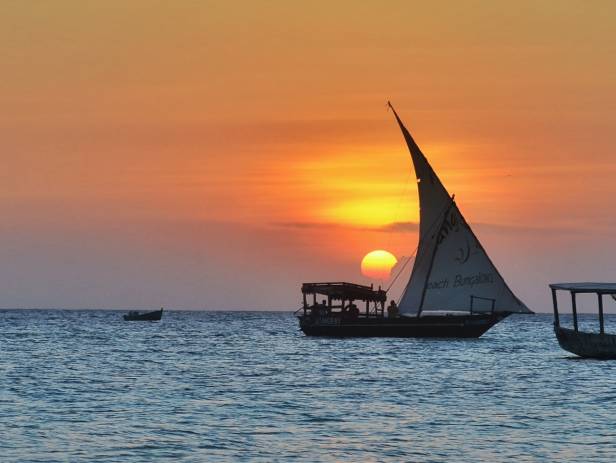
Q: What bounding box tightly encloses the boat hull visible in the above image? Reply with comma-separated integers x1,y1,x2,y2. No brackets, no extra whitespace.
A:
298,312,508,338
123,309,163,321
555,325,616,359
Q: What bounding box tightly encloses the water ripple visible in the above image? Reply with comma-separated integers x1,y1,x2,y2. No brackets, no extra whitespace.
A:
2,311,616,461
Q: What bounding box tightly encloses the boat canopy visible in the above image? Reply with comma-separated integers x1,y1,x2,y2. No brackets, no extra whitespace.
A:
301,282,387,303
550,282,616,336
550,282,616,293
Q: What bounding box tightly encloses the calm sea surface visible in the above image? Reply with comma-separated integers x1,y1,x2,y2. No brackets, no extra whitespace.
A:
2,310,616,462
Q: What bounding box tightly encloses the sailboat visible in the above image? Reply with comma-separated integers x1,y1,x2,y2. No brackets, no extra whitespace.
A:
296,103,532,337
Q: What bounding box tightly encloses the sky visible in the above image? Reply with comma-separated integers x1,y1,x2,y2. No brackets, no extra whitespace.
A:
2,1,616,311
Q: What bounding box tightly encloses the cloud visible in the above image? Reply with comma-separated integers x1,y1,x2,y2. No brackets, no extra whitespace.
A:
273,221,353,230
272,221,419,233
379,222,419,233
273,220,590,237
473,222,588,236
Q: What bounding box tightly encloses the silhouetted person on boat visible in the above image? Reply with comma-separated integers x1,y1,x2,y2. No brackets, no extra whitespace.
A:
348,303,359,319
311,304,319,318
387,300,399,318
322,299,331,315
311,300,327,318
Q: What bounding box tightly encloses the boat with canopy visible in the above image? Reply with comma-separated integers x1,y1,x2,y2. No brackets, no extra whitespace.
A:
297,103,532,337
551,283,616,358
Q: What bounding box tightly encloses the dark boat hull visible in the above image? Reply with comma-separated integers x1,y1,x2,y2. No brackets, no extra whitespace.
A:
123,309,163,321
298,312,509,338
555,325,616,359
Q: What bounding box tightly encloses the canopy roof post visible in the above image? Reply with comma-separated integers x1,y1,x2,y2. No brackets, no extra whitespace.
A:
571,291,578,332
551,288,560,327
598,293,605,335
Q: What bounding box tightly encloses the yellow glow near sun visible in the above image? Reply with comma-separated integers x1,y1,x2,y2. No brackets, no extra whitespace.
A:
361,250,398,280
292,148,419,228
324,198,417,228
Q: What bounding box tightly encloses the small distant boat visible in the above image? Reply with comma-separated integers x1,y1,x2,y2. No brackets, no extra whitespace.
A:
123,308,164,321
296,103,532,338
551,283,616,359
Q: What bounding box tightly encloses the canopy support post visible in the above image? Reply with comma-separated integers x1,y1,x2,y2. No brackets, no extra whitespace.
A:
552,288,559,327
571,291,578,332
598,293,605,335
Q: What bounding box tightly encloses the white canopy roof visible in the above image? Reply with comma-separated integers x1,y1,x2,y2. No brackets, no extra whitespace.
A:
550,282,616,293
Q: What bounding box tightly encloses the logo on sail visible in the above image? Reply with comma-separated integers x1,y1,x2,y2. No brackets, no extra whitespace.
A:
453,272,494,288
437,211,460,245
454,239,471,264
426,272,494,291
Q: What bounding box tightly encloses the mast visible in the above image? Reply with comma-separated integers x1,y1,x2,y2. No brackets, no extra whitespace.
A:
415,198,456,317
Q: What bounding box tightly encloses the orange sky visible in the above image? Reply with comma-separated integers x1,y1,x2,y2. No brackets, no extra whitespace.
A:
2,1,616,311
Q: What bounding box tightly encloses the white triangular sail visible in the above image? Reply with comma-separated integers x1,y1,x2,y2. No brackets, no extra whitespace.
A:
389,103,531,315
420,204,529,313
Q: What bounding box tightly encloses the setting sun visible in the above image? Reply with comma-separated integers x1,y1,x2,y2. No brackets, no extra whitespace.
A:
360,250,398,280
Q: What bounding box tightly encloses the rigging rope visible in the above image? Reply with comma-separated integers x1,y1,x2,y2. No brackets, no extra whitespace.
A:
386,253,415,292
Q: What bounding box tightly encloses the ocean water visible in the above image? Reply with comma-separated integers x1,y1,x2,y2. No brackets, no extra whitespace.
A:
2,310,616,462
